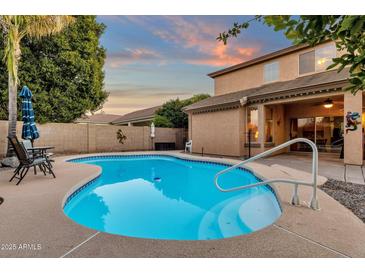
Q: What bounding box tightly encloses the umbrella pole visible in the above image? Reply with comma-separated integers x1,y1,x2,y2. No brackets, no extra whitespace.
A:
29,139,36,175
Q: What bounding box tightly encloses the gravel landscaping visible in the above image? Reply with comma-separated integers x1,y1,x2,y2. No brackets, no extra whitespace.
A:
320,179,365,223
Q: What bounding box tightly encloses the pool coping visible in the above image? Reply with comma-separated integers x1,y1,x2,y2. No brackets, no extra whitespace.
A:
1,150,365,257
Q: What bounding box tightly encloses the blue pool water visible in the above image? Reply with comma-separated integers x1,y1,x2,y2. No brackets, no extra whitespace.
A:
64,155,281,240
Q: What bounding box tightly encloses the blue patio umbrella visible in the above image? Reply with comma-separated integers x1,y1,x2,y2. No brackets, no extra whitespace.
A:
19,86,39,143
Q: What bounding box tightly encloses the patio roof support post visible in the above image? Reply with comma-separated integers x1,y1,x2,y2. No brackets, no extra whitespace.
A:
343,91,363,165
258,105,265,152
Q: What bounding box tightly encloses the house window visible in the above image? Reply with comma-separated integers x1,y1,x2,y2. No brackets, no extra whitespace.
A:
265,106,273,142
315,44,337,72
299,50,315,75
299,44,337,75
290,116,343,153
247,107,259,142
264,61,279,83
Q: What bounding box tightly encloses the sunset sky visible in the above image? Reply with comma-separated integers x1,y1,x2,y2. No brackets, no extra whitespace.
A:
97,16,292,115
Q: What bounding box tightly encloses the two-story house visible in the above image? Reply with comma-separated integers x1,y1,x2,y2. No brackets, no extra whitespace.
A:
184,41,364,165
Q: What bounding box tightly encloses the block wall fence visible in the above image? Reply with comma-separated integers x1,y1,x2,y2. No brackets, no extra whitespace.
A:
0,121,187,157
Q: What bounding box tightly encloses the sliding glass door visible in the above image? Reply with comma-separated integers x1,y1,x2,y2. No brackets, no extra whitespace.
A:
290,116,343,153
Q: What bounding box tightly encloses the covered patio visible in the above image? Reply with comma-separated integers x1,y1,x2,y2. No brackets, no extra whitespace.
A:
246,89,364,166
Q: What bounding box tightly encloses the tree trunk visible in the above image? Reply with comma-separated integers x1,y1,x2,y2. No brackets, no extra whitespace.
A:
6,65,18,157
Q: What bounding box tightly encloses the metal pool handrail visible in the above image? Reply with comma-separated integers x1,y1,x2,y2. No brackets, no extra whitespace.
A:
214,138,319,210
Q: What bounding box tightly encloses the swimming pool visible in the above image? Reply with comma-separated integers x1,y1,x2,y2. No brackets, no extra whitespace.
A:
63,155,282,240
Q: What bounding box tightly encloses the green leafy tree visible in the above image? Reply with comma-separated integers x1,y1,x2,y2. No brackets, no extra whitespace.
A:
218,15,365,94
155,98,185,128
154,94,210,128
153,114,174,128
0,16,107,125
0,15,74,156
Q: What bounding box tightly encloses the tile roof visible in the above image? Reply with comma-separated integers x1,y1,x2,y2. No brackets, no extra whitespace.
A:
75,113,123,124
184,68,350,112
112,105,161,124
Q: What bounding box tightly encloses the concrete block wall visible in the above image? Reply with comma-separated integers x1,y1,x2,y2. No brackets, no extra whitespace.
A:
0,120,186,157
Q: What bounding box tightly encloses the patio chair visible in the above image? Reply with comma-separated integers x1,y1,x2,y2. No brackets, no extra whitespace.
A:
185,140,192,153
22,139,54,168
22,139,42,175
7,136,56,185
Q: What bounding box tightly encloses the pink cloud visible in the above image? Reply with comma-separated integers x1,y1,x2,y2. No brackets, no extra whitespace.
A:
237,47,257,57
151,16,261,67
188,45,259,67
106,48,161,68
107,16,262,68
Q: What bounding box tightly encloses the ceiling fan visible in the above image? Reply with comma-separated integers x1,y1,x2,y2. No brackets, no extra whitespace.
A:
313,98,344,109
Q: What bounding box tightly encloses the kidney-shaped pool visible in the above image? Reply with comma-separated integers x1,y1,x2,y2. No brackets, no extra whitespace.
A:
63,155,282,240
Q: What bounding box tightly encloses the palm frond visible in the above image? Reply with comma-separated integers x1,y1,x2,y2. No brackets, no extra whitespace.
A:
22,16,75,39
0,15,75,83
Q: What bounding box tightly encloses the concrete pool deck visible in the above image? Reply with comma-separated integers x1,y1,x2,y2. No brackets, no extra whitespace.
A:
256,152,365,184
0,151,364,258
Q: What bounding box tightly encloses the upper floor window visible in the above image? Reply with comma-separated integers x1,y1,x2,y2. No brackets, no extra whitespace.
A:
315,44,337,71
264,61,279,83
299,50,315,75
299,44,337,75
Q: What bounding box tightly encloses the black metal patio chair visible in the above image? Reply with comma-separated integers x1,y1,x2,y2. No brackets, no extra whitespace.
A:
7,136,56,185
22,139,55,171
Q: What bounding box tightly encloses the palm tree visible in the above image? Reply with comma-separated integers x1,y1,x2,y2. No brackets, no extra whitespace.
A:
0,16,74,158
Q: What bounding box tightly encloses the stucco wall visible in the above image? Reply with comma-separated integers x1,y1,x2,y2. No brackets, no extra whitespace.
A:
189,105,286,158
190,108,244,157
0,121,186,157
214,65,263,96
213,41,339,96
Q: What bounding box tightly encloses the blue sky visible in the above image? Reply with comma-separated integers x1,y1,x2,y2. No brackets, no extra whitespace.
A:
96,16,292,115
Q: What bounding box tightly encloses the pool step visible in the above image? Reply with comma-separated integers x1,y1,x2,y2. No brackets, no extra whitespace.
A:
198,191,258,239
217,197,252,237
238,192,282,231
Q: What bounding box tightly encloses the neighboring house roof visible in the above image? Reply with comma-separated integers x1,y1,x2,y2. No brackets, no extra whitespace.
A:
184,67,350,112
112,105,161,124
208,43,311,78
75,114,122,124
